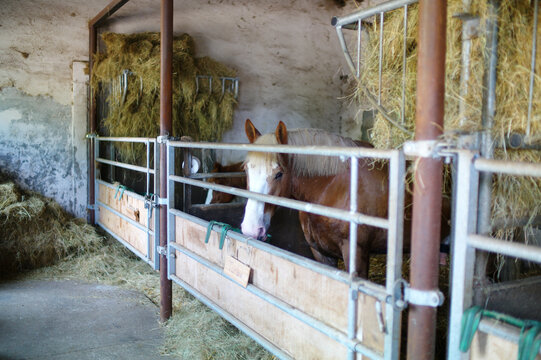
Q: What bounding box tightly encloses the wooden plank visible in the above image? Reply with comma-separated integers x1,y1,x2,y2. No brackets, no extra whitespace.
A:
175,250,348,359
98,183,155,261
470,330,541,360
174,216,386,356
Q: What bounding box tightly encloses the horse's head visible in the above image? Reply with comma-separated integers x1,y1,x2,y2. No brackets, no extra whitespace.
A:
241,119,290,240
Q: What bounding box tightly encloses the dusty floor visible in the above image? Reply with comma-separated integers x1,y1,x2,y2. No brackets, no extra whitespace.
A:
0,279,168,360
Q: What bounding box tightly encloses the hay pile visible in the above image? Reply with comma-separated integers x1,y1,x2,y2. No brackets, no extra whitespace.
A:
92,32,237,163
353,0,541,245
0,180,103,274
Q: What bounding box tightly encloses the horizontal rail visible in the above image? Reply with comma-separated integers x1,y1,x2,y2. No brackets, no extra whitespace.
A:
170,209,388,301
96,157,155,175
169,141,395,160
474,158,541,177
97,179,148,201
171,175,389,230
170,242,384,360
189,172,245,180
169,274,293,360
96,136,155,143
331,0,417,27
97,200,154,236
467,234,541,263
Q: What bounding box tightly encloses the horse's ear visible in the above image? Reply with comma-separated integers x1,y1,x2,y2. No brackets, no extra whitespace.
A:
275,121,288,145
245,119,261,144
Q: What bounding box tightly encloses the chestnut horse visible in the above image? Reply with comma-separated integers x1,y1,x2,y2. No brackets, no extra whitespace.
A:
205,162,247,204
241,119,412,278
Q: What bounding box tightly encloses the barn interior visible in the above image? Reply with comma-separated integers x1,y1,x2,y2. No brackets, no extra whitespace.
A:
1,0,541,359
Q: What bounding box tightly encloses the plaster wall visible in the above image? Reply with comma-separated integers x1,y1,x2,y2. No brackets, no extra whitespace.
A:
0,0,380,216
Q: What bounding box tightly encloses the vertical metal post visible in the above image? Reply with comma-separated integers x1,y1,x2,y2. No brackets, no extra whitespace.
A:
347,156,359,360
401,5,408,124
378,12,384,105
474,0,499,305
94,138,100,224
88,24,97,224
385,150,405,359
527,0,539,138
447,151,479,359
406,1,446,359
458,0,474,127
159,0,173,322
167,144,176,280
153,140,160,271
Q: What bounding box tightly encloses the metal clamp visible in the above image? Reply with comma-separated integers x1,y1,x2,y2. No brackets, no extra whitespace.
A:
156,196,168,206
157,135,170,144
157,246,167,256
393,279,444,308
85,133,98,139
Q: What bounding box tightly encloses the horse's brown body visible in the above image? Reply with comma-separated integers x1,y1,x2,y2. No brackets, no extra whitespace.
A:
290,161,394,278
241,119,447,279
209,162,246,203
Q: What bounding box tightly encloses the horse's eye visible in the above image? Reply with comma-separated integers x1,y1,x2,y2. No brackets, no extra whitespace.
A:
274,172,283,180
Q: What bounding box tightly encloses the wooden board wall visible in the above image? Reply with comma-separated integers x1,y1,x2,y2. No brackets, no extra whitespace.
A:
470,329,541,360
98,183,155,262
174,216,387,359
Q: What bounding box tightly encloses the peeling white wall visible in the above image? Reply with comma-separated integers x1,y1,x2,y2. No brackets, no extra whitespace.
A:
0,0,381,216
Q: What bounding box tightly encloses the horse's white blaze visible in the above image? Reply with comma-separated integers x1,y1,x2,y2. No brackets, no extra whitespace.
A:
241,160,277,239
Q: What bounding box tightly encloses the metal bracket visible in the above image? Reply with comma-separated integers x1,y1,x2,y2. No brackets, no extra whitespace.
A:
404,285,444,307
157,246,167,256
403,140,439,158
157,135,170,144
156,196,168,206
87,204,97,210
85,133,98,139
393,279,444,308
453,13,481,40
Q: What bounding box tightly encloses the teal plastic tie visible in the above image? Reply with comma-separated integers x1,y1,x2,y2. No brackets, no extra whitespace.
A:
205,221,241,250
114,185,126,200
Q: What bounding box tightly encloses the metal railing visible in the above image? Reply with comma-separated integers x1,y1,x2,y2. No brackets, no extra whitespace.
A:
332,0,417,133
447,150,541,359
166,139,406,360
93,136,160,270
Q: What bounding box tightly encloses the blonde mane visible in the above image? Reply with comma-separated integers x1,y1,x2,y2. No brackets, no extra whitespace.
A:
246,129,360,177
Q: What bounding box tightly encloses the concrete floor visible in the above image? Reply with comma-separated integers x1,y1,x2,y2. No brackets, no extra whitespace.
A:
0,280,169,360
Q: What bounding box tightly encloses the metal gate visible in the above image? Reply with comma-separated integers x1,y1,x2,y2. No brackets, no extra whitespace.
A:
447,151,541,359
91,136,160,270
165,139,409,359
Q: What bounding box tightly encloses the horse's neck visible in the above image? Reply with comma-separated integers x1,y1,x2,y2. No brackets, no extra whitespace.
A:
289,172,345,204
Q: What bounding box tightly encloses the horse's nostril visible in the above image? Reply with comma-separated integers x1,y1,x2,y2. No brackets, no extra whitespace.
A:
256,227,266,240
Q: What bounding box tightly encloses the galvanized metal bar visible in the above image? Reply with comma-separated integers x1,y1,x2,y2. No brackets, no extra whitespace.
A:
169,208,389,302
473,158,541,177
189,172,245,180
378,12,384,106
96,179,146,201
384,150,405,360
169,273,294,360
96,157,156,175
168,140,395,159
170,175,389,229
527,0,539,137
331,0,418,28
475,0,499,304
93,137,100,224
95,136,157,143
407,1,447,359
401,4,408,124
169,242,384,360
447,151,479,360
357,19,362,78
153,140,160,271
467,234,541,263
159,0,173,322
167,143,176,279
347,156,360,360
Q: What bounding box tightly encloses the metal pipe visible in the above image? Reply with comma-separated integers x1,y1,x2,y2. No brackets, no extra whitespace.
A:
527,0,539,138
474,158,541,177
95,136,156,143
96,157,156,175
331,0,418,28
406,1,446,359
169,209,389,302
189,172,245,180
378,12,384,106
159,0,173,322
170,175,389,229
468,234,541,263
401,4,408,124
169,140,395,159
347,156,359,360
88,0,132,225
169,273,294,360
169,243,384,360
474,0,499,305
